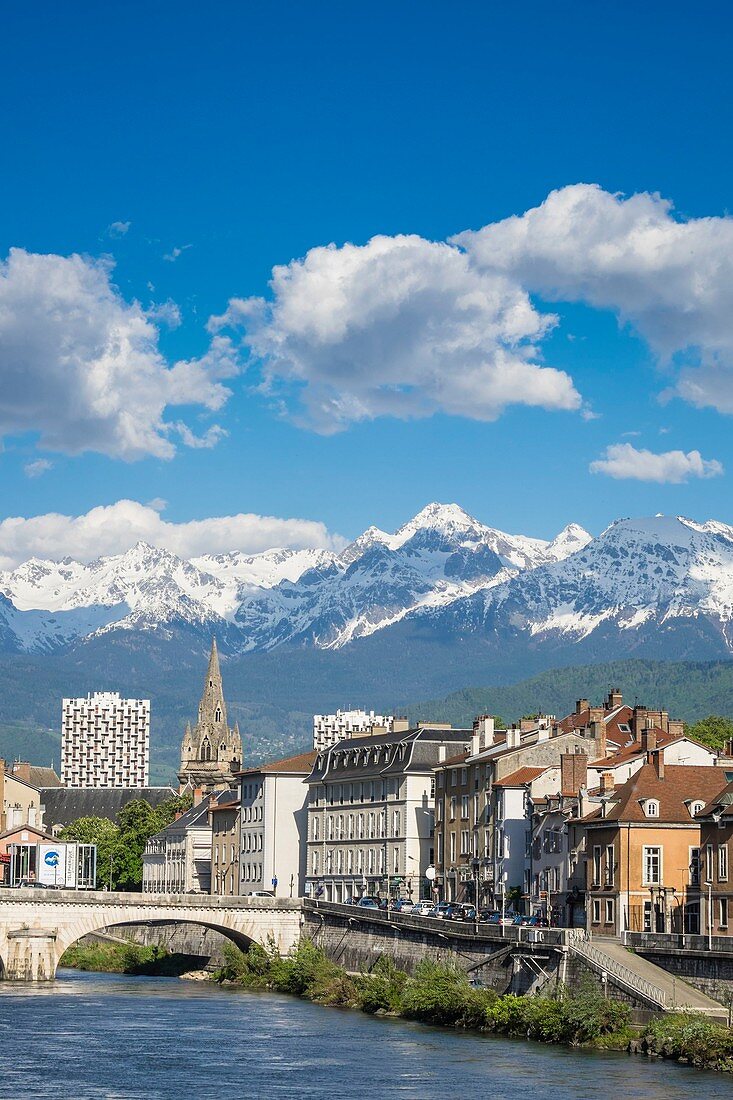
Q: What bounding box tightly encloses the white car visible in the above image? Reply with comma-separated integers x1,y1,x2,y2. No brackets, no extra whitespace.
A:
411,900,434,916
247,890,275,897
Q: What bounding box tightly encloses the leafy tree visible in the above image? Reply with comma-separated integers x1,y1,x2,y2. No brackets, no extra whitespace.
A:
684,715,733,752
60,794,192,891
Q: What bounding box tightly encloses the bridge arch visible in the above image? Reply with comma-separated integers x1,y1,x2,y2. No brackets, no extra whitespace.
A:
0,891,303,981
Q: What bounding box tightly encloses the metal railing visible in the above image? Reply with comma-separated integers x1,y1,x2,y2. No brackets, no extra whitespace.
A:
566,931,668,1008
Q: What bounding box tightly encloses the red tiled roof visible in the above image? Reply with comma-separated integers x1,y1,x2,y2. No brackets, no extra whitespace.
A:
494,766,548,787
584,763,729,825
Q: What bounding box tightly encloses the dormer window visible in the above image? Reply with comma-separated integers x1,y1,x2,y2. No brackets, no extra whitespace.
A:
689,800,705,818
644,799,660,818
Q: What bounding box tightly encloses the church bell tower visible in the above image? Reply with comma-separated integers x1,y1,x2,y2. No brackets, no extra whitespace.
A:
178,639,242,793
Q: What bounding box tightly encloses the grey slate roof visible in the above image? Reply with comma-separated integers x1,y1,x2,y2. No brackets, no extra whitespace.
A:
158,797,211,835
40,786,177,829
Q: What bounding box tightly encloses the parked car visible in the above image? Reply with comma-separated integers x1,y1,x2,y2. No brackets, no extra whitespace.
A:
427,903,452,919
411,900,434,916
357,896,380,909
444,903,477,922
390,898,413,912
246,890,275,898
525,915,550,928
478,909,500,923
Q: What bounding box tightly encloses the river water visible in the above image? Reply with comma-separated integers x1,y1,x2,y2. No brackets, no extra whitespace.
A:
0,969,729,1099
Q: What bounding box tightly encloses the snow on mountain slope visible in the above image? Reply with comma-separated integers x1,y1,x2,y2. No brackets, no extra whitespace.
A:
0,503,590,653
414,515,733,648
192,547,338,589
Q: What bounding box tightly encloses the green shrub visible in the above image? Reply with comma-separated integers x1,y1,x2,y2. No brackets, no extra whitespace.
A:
401,961,496,1028
357,956,408,1014
645,1013,733,1070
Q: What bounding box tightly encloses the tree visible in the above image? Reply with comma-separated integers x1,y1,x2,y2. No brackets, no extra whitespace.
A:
684,715,733,752
60,794,192,891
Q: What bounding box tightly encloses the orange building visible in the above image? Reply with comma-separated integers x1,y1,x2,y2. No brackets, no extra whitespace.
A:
582,750,729,937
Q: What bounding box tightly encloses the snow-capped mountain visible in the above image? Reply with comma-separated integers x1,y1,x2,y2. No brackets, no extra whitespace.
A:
0,504,590,653
413,515,733,654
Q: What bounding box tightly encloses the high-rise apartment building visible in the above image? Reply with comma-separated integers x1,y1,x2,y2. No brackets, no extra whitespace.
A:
313,709,403,751
61,692,150,788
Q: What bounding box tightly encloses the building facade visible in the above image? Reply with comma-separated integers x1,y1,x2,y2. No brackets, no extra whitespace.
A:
433,717,605,908
582,752,729,937
0,762,43,833
312,710,405,751
178,639,242,794
210,790,240,896
238,751,315,897
61,692,150,788
142,799,212,894
697,778,733,939
306,725,471,902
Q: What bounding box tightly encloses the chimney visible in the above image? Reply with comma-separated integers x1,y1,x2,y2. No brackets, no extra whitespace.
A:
590,718,606,760
599,771,615,794
472,715,495,754
606,688,623,710
193,786,204,806
506,727,521,750
651,747,665,780
632,706,648,742
12,761,31,783
576,698,589,715
392,717,410,733
668,719,684,739
641,725,657,753
561,752,587,795
520,717,536,733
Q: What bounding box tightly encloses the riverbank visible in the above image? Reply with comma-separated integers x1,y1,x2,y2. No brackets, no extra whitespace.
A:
212,940,733,1074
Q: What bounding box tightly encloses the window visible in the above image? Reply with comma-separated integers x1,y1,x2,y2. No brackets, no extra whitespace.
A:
689,800,704,818
450,796,457,821
592,846,602,886
393,847,399,874
460,830,470,855
392,809,400,837
605,845,615,886
451,771,457,788
690,847,700,886
348,814,354,840
312,851,320,876
327,815,334,840
449,832,456,863
644,800,659,818
706,843,714,882
718,844,729,883
605,899,614,926
643,846,662,886
313,816,320,841
437,833,444,865
592,899,601,924
461,795,469,819
436,799,443,823
720,898,729,929
461,768,468,785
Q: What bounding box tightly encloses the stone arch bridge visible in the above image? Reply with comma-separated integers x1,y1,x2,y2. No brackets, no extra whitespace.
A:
0,888,304,981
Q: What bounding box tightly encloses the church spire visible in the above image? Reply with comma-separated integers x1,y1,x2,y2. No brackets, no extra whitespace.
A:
198,637,227,729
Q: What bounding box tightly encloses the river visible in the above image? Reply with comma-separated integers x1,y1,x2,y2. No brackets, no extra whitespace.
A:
0,969,729,1099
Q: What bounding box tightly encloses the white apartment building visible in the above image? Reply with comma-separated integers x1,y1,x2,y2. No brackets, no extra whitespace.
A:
238,751,315,897
313,710,405,751
305,724,471,902
61,692,150,788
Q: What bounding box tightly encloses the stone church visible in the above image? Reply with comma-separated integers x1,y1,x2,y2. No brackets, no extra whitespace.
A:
178,639,242,793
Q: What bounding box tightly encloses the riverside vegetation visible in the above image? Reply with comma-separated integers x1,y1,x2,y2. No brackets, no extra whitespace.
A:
213,940,733,1074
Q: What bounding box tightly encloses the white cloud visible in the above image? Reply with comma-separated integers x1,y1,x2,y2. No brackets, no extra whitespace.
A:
23,459,53,479
0,499,345,568
454,183,733,413
107,221,131,238
590,443,724,483
0,248,238,460
214,234,581,433
163,244,192,263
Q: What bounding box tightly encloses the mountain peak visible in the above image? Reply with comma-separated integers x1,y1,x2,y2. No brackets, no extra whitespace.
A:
395,502,481,542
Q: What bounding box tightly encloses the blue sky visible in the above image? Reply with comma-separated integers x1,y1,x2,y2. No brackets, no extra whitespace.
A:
1,1,733,560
